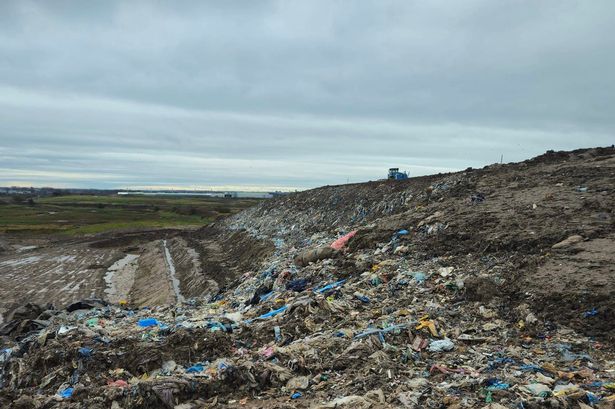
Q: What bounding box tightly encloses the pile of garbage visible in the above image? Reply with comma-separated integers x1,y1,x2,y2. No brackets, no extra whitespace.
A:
2,228,615,408
2,147,615,408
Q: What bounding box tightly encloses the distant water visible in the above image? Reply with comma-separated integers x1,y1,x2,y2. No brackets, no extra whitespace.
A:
118,191,274,198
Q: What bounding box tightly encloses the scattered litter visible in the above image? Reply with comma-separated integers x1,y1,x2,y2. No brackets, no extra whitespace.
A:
330,230,357,250
137,318,159,327
78,347,93,357
2,149,615,408
428,338,455,352
58,387,74,399
186,364,204,373
584,308,599,318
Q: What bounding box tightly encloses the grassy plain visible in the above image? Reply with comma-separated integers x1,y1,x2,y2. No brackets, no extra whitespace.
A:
0,194,260,235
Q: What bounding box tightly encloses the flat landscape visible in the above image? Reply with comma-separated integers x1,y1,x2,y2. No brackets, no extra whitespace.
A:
0,194,260,235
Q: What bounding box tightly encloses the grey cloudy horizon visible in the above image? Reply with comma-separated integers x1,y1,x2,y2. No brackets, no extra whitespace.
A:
1,1,614,191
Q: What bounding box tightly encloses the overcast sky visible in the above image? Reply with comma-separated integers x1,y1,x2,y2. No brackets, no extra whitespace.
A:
1,1,613,190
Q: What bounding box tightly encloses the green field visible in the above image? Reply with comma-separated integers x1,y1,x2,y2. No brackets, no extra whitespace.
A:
0,194,260,235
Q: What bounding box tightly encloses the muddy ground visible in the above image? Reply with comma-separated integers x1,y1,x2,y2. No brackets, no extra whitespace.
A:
0,228,273,325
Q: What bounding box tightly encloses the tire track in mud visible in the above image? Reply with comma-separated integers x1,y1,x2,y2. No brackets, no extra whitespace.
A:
162,239,185,303
167,237,219,299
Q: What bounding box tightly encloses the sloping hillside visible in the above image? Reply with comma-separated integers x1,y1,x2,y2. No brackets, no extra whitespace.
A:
224,146,615,339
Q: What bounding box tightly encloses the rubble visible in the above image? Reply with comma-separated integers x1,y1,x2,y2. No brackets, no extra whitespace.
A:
1,147,615,408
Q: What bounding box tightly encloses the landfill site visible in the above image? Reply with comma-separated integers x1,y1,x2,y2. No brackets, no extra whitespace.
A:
1,146,615,409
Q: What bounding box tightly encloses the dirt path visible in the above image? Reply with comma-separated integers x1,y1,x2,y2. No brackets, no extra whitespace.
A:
103,253,139,304
129,241,175,306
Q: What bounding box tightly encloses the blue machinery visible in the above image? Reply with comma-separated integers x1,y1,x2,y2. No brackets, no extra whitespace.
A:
388,168,409,180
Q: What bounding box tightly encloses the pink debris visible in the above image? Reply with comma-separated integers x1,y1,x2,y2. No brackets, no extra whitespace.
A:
411,335,428,351
261,346,275,358
330,231,357,250
108,379,129,388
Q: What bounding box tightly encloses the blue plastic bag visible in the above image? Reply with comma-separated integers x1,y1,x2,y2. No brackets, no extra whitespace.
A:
137,318,159,327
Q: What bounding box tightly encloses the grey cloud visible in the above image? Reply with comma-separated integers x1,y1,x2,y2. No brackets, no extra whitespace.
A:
0,1,613,189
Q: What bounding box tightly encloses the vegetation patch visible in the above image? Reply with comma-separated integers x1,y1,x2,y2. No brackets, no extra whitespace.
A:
0,194,260,236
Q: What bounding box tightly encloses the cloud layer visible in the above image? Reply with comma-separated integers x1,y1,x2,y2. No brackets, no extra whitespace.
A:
1,1,613,190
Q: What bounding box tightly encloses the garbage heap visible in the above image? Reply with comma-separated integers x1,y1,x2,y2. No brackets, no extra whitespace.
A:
1,228,614,408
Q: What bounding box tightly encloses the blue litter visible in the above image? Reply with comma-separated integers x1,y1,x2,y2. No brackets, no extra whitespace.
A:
137,318,159,327
314,279,346,294
274,326,282,342
354,294,370,303
396,229,409,236
260,291,275,302
286,278,309,292
488,357,516,370
93,335,111,345
291,392,303,399
244,306,288,324
586,392,600,404
207,321,230,332
0,348,12,363
519,364,542,372
186,364,204,373
413,272,426,283
486,379,510,390
258,305,288,320
58,387,74,398
587,392,601,404
78,347,93,357
584,308,598,318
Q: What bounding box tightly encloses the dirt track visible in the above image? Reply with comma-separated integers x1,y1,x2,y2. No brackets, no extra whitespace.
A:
0,228,272,323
